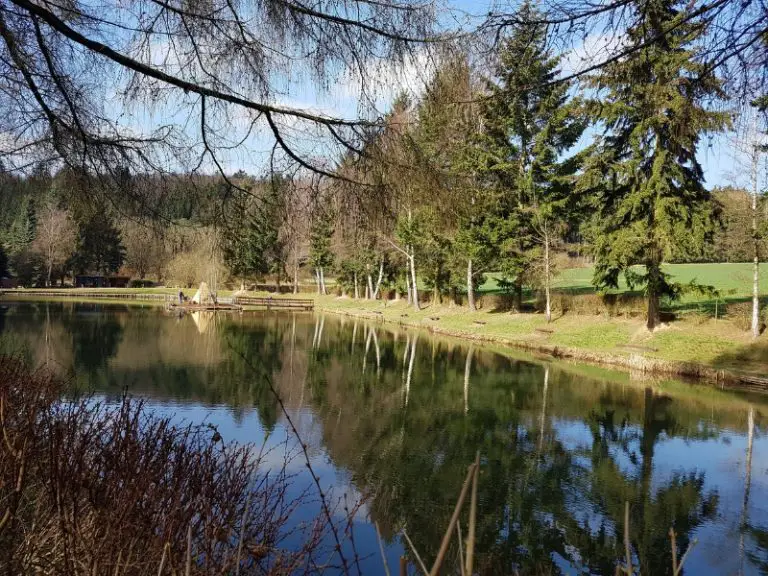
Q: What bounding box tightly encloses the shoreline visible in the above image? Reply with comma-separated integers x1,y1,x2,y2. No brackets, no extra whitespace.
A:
2,289,766,391
313,299,768,392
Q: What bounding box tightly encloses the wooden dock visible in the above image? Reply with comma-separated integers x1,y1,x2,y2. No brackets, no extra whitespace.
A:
233,296,314,311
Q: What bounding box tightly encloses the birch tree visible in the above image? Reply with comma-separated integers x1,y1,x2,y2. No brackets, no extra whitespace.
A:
31,202,75,286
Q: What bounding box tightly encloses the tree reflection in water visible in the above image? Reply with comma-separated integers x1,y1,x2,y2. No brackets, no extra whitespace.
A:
1,301,766,575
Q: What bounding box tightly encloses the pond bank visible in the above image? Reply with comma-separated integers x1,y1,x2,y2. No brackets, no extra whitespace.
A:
313,295,768,390
3,289,766,389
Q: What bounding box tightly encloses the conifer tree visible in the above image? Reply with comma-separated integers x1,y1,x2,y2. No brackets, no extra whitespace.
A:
579,0,730,330
478,1,586,316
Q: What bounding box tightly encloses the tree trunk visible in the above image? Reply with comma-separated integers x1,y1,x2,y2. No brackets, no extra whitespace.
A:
293,249,299,294
646,260,661,331
544,228,552,323
320,267,327,295
47,260,53,288
354,272,359,299
405,268,412,306
409,247,420,311
514,281,523,312
367,274,374,300
752,151,760,338
373,260,384,299
467,258,476,311
315,268,321,294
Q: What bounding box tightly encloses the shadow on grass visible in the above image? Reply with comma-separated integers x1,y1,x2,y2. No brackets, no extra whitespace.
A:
713,339,768,374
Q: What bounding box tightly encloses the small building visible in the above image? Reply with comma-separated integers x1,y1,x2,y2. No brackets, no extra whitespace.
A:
74,275,131,288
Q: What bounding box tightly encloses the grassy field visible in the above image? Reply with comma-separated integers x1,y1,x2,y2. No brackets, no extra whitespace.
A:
480,262,767,296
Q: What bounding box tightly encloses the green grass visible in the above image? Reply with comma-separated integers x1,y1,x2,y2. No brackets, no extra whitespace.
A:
312,294,767,377
479,263,766,296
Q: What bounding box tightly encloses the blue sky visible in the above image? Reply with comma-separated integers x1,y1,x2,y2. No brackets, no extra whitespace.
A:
112,0,744,188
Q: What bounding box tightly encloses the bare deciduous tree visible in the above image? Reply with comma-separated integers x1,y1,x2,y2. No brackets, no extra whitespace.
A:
0,0,438,204
31,202,76,286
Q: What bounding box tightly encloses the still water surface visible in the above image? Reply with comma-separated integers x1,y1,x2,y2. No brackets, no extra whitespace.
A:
1,300,767,575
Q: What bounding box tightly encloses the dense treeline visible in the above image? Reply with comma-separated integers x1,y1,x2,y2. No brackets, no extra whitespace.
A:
1,0,766,331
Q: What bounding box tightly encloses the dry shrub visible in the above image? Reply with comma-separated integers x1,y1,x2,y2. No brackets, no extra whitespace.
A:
728,301,768,333
0,357,355,575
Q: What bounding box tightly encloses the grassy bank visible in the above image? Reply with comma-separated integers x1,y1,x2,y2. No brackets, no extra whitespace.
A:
3,284,767,383
313,295,768,383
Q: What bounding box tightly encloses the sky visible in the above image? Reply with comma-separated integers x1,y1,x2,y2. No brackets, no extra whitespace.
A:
110,0,754,190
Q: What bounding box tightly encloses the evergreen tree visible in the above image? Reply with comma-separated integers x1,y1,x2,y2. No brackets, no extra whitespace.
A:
224,178,287,287
5,195,36,256
477,2,586,314
71,214,126,275
579,0,730,329
309,204,335,295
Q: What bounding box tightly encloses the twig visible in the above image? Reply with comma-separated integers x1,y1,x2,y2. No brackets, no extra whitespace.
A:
186,524,192,576
156,543,169,576
669,528,678,575
430,463,476,576
456,521,466,576
466,452,480,576
675,537,698,576
235,488,252,576
376,522,392,576
624,502,633,575
402,529,429,576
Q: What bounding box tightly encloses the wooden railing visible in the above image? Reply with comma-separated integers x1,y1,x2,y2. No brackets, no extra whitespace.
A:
232,296,314,310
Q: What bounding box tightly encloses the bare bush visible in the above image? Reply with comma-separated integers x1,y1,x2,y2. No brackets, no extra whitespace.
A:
0,357,353,575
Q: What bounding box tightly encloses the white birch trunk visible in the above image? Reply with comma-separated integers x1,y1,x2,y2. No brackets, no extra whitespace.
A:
373,260,384,299
320,267,327,295
752,148,760,338
354,272,359,299
315,268,321,294
409,247,420,311
405,268,412,306
544,226,552,323
367,274,374,300
467,258,476,311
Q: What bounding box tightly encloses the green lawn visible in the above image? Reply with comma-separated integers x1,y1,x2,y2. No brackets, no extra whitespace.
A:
479,263,766,301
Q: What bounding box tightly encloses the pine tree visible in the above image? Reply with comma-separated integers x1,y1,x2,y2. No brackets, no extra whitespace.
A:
224,178,286,286
579,0,730,330
72,213,126,275
309,204,335,295
478,1,586,316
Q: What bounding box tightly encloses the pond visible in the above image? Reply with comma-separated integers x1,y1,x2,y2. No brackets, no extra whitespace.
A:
1,300,767,575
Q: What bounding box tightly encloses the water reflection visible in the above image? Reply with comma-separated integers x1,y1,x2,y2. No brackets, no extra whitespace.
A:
1,300,767,575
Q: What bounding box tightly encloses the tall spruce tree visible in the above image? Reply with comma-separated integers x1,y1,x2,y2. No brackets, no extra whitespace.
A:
224,176,288,287
478,2,586,315
579,0,730,330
